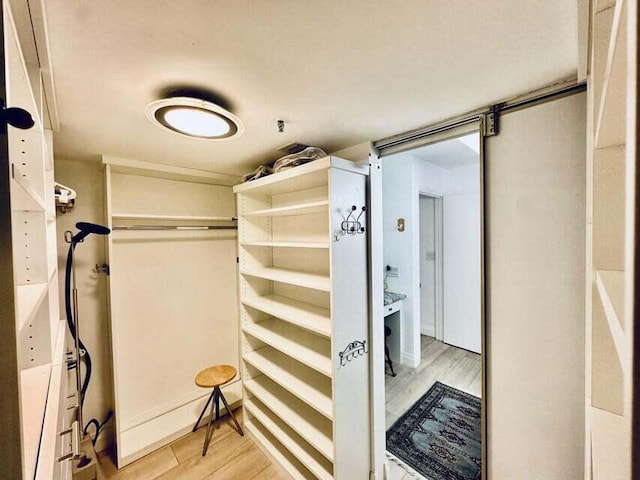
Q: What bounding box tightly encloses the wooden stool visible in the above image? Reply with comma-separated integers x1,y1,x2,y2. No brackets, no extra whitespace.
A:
192,365,243,456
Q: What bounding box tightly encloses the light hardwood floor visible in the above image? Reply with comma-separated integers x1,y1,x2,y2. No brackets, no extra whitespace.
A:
386,335,481,429
385,335,481,480
96,338,480,480
96,409,290,480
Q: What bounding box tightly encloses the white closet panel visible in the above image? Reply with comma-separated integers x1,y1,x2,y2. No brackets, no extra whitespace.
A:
1,2,66,477
104,157,240,467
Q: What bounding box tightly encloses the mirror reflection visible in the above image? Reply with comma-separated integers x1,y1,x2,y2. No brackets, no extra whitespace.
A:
382,132,483,480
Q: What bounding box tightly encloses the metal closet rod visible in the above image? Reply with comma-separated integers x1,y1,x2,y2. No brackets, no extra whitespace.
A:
112,225,237,230
112,223,237,231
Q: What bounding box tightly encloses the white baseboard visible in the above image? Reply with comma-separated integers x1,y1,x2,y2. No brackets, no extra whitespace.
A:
401,351,420,368
420,325,435,337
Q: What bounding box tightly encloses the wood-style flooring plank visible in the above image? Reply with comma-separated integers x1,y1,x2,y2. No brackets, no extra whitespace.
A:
385,336,482,428
170,411,240,463
201,443,272,480
96,446,178,480
250,463,291,480
97,408,291,480
155,431,250,480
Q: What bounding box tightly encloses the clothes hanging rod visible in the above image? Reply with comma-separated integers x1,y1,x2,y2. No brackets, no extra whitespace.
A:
112,225,237,231
111,214,237,222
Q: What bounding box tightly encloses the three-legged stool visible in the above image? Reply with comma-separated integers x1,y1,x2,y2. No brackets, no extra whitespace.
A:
192,365,244,456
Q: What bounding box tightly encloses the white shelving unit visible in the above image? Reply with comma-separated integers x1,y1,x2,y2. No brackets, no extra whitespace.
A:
1,2,69,478
234,157,371,479
586,0,637,477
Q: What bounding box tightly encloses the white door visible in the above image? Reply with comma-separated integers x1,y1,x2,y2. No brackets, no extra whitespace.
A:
419,195,436,336
443,191,481,353
485,92,586,479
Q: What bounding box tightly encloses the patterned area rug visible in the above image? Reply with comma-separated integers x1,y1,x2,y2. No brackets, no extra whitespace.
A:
386,382,481,480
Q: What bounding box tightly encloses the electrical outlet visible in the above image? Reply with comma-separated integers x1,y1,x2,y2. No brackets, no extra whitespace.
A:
387,266,399,278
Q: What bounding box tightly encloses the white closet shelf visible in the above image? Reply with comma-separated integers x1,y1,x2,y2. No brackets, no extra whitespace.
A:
21,363,51,479
596,0,616,11
244,200,328,218
244,347,333,419
242,294,331,337
111,213,236,222
590,406,627,479
244,399,333,480
11,164,46,211
241,241,330,249
243,319,332,377
241,267,330,292
233,158,331,196
595,270,626,369
244,420,319,480
594,0,627,148
16,282,48,331
103,156,239,186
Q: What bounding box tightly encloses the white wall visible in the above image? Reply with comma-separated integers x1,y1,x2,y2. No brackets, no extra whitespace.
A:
383,153,482,364
442,163,481,353
419,196,436,336
382,155,421,366
55,159,114,450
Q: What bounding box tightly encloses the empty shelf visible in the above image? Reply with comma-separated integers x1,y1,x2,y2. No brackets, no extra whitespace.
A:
241,241,330,249
21,363,51,480
241,267,330,291
233,158,331,196
591,406,628,479
595,0,627,148
595,270,626,369
16,283,48,331
244,376,333,461
11,164,47,212
242,294,331,337
244,420,321,480
245,200,328,217
243,319,331,376
243,347,333,419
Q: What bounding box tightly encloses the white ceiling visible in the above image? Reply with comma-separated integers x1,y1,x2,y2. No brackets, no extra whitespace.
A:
411,133,479,169
45,1,578,176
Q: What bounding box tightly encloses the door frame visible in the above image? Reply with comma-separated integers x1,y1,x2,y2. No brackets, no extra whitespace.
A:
371,120,482,480
417,191,444,341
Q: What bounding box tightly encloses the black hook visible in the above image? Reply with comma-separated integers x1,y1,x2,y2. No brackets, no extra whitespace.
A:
1,107,34,130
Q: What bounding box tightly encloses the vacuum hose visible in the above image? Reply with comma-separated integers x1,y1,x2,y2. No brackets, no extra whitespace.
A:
64,222,111,445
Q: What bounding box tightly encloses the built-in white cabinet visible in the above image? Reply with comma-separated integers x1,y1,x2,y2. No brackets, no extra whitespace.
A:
234,157,371,480
586,0,637,477
1,2,69,479
102,156,242,467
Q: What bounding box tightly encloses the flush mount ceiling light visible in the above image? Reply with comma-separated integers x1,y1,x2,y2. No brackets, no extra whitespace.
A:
145,97,244,140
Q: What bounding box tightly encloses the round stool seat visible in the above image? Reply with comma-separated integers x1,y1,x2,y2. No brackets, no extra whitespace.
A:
195,365,236,388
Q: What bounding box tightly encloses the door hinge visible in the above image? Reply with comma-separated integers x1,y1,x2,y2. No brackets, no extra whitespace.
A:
483,104,502,137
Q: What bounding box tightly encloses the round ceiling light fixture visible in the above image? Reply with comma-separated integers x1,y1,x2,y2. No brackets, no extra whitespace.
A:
145,97,244,140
